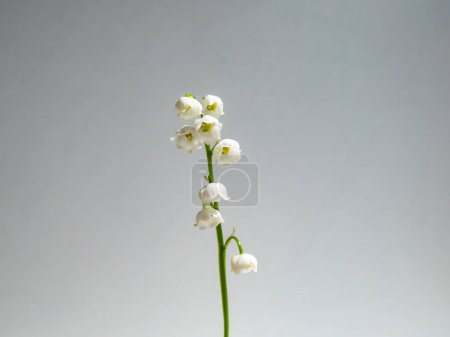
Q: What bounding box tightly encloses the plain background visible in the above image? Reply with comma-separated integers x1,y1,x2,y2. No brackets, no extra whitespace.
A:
1,0,449,336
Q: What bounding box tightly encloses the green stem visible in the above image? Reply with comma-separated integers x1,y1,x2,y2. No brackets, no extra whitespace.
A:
224,236,244,254
205,143,229,337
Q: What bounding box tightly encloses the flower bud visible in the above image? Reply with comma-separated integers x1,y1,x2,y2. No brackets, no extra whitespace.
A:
231,253,258,275
201,95,224,119
195,207,224,230
171,126,202,153
213,139,241,165
199,183,229,204
195,115,222,144
175,96,202,120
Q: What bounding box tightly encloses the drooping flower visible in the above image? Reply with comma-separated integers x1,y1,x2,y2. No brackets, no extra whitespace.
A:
213,139,241,165
231,253,258,275
175,96,202,120
199,183,230,204
195,207,224,230
201,95,224,119
195,115,222,144
171,126,202,153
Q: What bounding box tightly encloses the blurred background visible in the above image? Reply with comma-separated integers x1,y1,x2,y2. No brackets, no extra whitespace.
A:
1,0,449,336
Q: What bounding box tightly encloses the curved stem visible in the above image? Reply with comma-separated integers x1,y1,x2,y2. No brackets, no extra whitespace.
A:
211,140,220,152
205,143,229,337
224,236,244,254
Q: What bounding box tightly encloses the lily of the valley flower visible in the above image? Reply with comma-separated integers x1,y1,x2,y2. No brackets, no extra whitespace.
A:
231,253,258,275
201,95,224,119
199,183,229,204
213,139,241,165
175,96,202,120
195,115,222,144
171,126,202,153
195,207,224,230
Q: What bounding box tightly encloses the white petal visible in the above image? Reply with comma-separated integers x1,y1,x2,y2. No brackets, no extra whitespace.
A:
195,115,222,144
230,253,257,275
195,207,224,229
213,139,241,165
201,95,224,119
217,183,230,200
199,183,229,204
175,97,202,120
231,255,241,274
171,125,202,153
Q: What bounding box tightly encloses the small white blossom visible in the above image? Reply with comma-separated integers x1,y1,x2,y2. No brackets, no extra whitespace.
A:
213,139,241,165
201,95,224,119
195,207,224,230
199,183,229,204
231,253,258,275
171,126,202,153
175,96,202,120
195,115,222,144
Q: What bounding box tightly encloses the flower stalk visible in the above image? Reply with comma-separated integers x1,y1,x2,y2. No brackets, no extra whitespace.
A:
205,143,230,337
171,94,257,337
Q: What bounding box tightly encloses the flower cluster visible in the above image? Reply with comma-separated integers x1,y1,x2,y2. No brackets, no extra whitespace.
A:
171,94,257,275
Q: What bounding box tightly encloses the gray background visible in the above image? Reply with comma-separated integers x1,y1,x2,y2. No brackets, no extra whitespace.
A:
1,0,449,336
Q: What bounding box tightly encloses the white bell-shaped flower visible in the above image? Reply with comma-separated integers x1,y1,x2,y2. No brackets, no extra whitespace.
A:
171,126,202,153
201,95,224,119
199,183,230,204
195,207,224,230
213,139,241,165
231,253,258,275
175,96,202,120
195,115,222,144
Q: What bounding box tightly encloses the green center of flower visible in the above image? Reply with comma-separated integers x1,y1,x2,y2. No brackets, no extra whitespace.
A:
200,122,213,132
185,133,193,142
206,102,217,111
222,146,230,155
183,105,191,112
